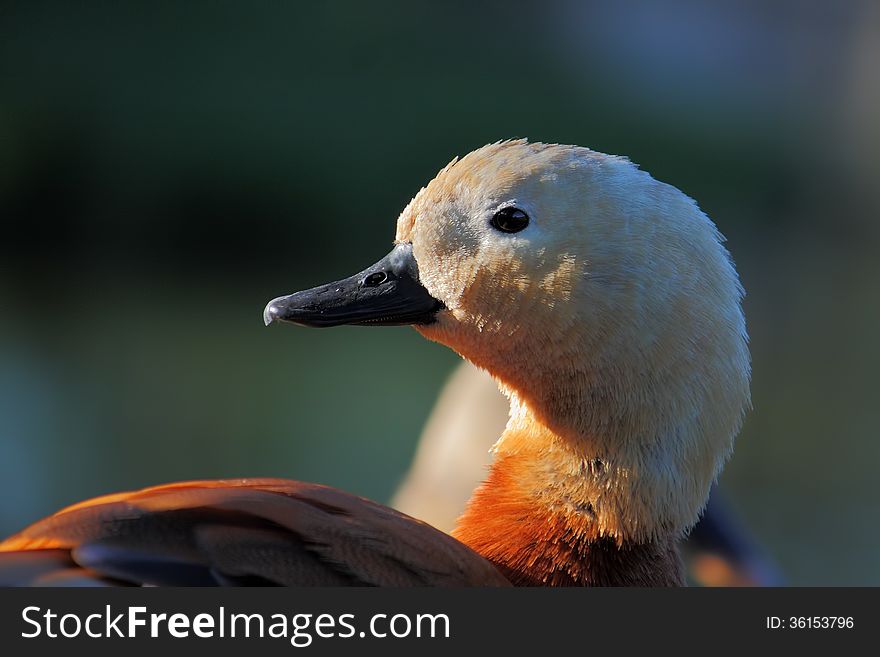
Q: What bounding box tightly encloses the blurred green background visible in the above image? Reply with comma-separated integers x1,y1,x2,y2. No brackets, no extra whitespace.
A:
1,1,878,584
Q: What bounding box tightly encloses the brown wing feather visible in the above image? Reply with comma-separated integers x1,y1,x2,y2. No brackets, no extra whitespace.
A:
0,478,510,587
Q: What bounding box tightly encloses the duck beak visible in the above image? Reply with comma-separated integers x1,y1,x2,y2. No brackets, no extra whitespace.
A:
263,243,444,328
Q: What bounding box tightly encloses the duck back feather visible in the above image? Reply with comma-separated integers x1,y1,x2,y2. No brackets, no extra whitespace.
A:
0,479,510,587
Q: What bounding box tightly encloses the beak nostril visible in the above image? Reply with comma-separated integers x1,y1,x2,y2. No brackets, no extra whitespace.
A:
363,271,389,288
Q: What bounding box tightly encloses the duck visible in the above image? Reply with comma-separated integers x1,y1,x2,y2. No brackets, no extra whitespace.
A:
393,361,776,586
0,139,751,587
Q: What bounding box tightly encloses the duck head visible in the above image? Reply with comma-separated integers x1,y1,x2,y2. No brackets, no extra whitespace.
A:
265,140,751,543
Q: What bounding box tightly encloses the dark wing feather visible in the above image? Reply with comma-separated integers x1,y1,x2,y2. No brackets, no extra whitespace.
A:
0,478,510,587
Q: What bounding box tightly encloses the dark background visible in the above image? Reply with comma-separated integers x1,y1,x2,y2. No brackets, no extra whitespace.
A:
1,1,878,584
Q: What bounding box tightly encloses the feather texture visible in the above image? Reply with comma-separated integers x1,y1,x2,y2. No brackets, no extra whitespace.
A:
0,479,511,587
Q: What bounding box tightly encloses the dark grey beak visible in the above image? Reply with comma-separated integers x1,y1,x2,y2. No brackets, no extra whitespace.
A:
263,243,444,328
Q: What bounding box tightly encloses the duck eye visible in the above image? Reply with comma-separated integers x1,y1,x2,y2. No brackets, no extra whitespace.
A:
490,207,529,233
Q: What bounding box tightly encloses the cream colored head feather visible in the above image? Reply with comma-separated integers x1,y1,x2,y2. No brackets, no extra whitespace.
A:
396,139,751,542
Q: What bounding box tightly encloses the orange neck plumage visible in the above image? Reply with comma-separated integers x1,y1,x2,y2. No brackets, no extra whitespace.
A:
452,446,685,587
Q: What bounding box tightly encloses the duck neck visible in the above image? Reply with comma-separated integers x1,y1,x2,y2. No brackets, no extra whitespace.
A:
452,417,685,587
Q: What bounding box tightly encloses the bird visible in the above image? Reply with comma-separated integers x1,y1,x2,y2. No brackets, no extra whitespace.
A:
0,139,751,586
392,361,778,586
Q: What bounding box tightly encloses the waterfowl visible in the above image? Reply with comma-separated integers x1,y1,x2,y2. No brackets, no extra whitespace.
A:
0,140,751,587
